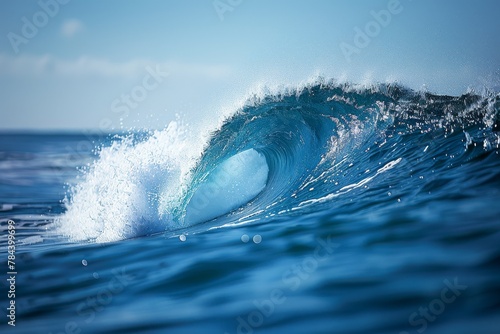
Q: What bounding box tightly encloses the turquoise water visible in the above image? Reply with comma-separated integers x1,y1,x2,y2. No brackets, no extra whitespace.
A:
1,82,500,333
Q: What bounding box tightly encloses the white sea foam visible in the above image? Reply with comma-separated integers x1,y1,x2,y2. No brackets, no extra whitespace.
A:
56,121,202,242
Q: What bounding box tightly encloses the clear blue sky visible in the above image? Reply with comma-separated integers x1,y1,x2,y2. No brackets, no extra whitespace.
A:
1,0,499,130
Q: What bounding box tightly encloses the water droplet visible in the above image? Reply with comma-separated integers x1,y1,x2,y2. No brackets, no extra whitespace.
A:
82,259,87,266
397,198,401,202
387,192,392,196
253,235,262,244
241,234,249,243
93,272,99,279
179,234,186,242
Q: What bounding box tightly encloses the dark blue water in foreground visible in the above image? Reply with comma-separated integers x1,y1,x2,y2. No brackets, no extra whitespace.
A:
1,83,500,333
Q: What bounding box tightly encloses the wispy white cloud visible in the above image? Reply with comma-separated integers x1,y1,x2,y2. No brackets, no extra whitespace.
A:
61,19,84,38
0,53,232,78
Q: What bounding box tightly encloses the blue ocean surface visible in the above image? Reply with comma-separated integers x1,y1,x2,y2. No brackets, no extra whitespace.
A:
1,82,500,333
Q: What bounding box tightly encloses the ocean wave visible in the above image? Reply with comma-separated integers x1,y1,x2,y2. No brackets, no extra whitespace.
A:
56,80,500,242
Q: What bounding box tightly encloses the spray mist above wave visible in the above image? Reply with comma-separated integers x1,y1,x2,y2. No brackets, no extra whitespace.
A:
56,80,500,243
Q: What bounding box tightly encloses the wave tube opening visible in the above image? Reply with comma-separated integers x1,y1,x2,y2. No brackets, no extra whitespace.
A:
183,148,269,225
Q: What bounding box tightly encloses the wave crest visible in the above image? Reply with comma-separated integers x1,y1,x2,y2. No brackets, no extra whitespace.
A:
57,80,500,242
